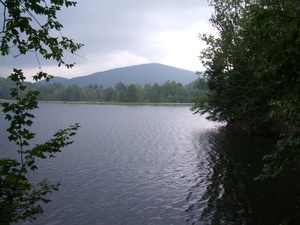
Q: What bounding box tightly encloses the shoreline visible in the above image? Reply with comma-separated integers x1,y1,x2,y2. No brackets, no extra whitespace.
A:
37,101,194,107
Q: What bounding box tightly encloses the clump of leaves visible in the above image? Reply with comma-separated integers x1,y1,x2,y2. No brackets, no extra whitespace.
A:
0,1,83,223
0,0,83,69
0,70,80,223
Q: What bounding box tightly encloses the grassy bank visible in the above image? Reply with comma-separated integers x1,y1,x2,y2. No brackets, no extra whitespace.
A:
37,101,194,106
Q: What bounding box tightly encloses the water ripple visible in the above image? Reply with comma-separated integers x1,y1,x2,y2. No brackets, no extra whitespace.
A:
2,104,296,225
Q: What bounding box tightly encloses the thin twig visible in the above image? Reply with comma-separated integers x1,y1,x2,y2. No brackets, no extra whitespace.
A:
0,1,7,34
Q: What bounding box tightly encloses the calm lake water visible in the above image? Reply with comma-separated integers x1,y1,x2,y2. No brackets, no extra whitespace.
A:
1,104,299,225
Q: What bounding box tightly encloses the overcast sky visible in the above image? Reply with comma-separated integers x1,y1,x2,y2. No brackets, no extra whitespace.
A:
0,0,214,80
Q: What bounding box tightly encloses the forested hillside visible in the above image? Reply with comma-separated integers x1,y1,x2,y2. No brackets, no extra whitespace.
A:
39,63,199,88
0,77,207,103
192,0,300,179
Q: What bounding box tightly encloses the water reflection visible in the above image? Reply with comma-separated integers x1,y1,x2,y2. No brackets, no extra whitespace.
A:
185,130,300,225
2,104,300,224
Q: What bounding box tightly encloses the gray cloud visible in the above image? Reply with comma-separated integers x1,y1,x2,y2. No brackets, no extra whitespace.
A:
0,0,213,79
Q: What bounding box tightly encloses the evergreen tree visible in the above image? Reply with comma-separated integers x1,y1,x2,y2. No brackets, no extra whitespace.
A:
127,84,138,102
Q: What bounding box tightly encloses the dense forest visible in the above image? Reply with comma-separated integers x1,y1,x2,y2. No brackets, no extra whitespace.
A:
0,77,207,103
192,0,300,179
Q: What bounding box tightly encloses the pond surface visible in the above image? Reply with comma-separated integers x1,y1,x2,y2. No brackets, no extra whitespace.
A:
1,104,299,225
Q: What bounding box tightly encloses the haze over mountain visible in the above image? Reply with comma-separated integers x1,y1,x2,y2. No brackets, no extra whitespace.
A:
41,63,199,88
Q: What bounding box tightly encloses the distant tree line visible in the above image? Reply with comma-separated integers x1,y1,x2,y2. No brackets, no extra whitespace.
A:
0,77,207,103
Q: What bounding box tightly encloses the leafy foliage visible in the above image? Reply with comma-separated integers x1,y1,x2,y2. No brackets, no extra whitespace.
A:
0,70,80,223
193,0,300,178
0,0,83,69
0,0,82,223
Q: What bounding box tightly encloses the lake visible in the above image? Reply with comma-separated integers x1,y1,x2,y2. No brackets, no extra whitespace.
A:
1,104,299,225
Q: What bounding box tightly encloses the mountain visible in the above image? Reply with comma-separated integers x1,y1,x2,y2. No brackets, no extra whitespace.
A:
40,63,199,88
44,76,69,84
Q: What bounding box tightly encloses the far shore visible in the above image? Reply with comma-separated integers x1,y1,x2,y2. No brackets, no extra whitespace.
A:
0,99,193,107
37,101,194,106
